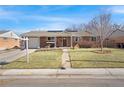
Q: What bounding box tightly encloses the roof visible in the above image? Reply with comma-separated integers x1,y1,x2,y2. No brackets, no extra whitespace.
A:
0,30,10,34
47,30,63,32
110,30,124,38
22,30,93,37
0,31,20,39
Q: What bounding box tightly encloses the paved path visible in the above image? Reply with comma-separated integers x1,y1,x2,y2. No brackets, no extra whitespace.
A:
61,49,71,68
0,49,36,62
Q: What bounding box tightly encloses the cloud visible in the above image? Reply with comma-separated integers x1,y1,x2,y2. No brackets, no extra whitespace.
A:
40,22,68,30
15,22,67,34
0,5,87,33
0,7,22,23
38,5,72,13
0,6,23,16
108,6,124,14
25,15,75,23
0,6,82,24
0,6,84,25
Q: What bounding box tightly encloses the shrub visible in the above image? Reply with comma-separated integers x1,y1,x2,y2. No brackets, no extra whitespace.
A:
79,40,94,48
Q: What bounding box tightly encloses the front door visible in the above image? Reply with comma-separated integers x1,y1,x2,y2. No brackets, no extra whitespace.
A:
63,38,67,47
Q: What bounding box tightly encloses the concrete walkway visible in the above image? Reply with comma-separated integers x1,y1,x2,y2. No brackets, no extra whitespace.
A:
1,68,124,78
61,49,71,68
0,49,36,62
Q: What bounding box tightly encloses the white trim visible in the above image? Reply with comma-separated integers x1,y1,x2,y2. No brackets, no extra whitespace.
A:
0,31,20,39
46,41,55,43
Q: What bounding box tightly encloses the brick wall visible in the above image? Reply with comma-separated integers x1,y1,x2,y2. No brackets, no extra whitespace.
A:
40,37,47,48
106,36,124,48
39,36,124,48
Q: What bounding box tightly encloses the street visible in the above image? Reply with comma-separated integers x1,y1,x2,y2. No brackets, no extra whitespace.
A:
0,75,124,87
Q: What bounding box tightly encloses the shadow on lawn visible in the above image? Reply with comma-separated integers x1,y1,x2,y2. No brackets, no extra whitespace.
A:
71,60,124,63
70,50,95,52
70,50,110,53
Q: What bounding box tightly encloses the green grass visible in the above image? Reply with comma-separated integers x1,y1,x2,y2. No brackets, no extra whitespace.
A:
4,50,62,69
69,48,124,68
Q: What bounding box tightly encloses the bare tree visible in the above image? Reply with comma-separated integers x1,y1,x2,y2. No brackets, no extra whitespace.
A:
85,13,124,52
65,24,78,32
65,24,85,32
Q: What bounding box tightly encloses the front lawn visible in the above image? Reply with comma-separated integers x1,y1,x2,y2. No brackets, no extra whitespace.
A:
69,48,124,68
4,50,62,69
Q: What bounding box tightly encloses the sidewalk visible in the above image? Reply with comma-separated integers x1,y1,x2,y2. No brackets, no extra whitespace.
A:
1,68,124,77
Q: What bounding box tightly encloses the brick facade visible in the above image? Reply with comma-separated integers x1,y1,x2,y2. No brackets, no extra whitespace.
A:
28,33,124,48
106,36,124,48
40,37,47,48
39,36,94,48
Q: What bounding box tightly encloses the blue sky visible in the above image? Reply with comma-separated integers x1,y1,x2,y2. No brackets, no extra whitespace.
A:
0,5,124,34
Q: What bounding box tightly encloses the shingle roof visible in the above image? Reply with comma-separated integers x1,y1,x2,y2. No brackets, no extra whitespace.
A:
21,31,93,37
110,30,124,38
0,30,9,34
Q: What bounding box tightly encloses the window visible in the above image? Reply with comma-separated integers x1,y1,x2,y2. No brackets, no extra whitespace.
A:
48,37,55,41
92,37,96,41
74,37,80,42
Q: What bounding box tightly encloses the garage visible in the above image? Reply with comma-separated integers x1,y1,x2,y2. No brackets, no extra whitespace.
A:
28,37,40,49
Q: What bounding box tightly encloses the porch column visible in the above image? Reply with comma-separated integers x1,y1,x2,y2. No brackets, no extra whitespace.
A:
54,36,57,48
71,36,73,48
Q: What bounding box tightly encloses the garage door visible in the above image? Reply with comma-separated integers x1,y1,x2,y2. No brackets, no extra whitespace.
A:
28,37,40,49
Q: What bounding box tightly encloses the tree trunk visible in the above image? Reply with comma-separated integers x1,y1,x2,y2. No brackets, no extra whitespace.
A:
100,40,103,52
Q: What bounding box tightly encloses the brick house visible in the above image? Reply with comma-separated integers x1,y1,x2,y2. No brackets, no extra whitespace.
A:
22,30,96,48
0,30,20,50
22,30,124,49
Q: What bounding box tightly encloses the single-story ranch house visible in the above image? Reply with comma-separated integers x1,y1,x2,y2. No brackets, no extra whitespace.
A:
0,30,20,50
21,30,124,49
21,30,96,48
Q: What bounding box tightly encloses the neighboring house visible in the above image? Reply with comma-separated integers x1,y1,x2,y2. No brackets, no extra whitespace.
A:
0,30,20,50
105,30,124,48
21,30,96,49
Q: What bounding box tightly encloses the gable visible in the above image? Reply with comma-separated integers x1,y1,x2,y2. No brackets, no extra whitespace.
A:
0,31,19,39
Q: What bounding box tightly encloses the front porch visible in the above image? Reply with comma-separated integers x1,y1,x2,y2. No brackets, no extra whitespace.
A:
40,36,74,48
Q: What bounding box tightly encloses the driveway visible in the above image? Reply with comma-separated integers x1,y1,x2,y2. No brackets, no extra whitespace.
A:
0,49,36,62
